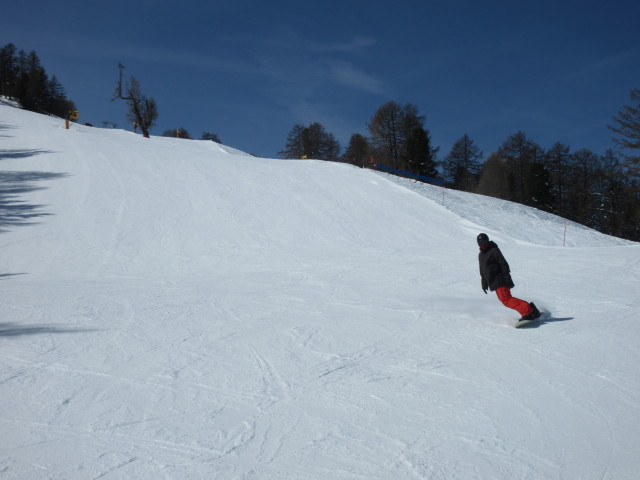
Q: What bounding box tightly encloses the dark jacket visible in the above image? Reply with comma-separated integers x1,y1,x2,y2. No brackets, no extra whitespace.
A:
478,241,515,292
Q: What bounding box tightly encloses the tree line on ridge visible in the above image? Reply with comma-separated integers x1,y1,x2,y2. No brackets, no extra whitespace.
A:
280,96,640,242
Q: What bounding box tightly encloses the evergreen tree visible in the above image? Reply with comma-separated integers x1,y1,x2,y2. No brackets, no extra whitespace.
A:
399,103,426,171
46,75,75,118
280,124,306,159
367,101,438,177
304,122,340,160
341,133,371,167
544,142,571,216
567,148,600,228
280,122,340,160
523,162,553,212
476,153,510,200
17,50,47,113
619,180,640,241
608,87,640,177
0,44,75,117
498,131,544,202
597,150,626,237
589,151,640,241
0,43,18,98
442,134,483,191
405,125,439,178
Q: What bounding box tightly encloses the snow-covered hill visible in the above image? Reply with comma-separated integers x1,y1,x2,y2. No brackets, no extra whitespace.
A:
1,104,639,479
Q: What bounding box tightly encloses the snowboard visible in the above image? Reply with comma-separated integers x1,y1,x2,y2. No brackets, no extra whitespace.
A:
514,318,536,328
514,311,546,328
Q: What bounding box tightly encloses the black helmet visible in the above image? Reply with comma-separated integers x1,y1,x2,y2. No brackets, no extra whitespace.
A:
477,233,489,246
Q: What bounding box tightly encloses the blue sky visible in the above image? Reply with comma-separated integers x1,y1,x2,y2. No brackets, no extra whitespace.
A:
3,0,639,159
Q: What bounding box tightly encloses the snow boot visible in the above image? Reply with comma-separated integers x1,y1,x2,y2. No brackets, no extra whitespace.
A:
521,302,541,321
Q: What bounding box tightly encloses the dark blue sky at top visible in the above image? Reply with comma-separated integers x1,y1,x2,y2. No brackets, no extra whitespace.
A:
3,0,639,159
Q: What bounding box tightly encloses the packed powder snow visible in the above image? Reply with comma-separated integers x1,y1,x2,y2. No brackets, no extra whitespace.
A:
1,103,639,479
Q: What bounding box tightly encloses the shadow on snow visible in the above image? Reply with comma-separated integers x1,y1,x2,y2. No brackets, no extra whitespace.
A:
0,322,98,337
0,148,54,160
518,315,575,329
0,167,69,233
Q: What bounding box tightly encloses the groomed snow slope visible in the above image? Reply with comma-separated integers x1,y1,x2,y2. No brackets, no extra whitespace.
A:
1,104,639,479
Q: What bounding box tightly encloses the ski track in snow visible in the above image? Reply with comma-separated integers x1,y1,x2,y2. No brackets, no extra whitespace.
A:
1,104,639,479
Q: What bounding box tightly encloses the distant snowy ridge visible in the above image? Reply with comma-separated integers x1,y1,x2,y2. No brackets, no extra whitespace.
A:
382,174,635,247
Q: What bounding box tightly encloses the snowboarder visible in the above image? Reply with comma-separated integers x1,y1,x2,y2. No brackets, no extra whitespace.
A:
477,233,540,321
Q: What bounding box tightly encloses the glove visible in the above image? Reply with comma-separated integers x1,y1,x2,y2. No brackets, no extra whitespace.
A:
481,279,488,294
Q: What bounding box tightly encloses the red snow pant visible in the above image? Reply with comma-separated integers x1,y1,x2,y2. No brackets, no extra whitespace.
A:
495,286,532,317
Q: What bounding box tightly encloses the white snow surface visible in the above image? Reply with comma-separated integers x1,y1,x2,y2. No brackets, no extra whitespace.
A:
1,104,639,479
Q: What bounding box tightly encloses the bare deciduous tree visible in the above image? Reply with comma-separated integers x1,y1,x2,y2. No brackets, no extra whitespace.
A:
112,63,158,138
